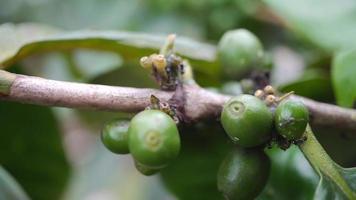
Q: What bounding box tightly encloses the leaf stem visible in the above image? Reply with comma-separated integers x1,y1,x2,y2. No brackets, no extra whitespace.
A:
159,34,176,56
299,125,355,199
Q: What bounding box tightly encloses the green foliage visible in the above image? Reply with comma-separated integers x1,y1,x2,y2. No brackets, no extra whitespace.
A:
264,0,356,52
278,68,334,102
258,146,318,200
314,164,356,200
1,1,356,198
0,166,29,200
300,126,356,200
332,49,356,107
0,23,218,78
160,123,231,200
0,102,70,200
314,127,356,168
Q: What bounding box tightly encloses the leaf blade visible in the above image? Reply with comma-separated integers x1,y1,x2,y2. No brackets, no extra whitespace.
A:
0,166,29,200
332,49,356,107
0,23,218,76
0,101,71,200
263,0,356,52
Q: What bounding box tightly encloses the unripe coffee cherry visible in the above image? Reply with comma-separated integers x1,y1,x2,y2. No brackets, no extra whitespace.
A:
218,29,264,79
221,94,273,147
134,160,160,176
101,120,130,154
128,110,180,168
275,100,309,140
217,147,270,200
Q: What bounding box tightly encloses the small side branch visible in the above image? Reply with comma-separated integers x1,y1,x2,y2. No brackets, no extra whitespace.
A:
1,70,356,130
0,70,227,121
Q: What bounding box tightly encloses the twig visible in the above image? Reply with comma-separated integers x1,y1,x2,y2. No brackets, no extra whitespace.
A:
0,70,227,121
1,70,356,130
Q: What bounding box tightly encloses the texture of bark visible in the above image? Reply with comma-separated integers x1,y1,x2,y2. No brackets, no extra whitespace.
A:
1,70,356,130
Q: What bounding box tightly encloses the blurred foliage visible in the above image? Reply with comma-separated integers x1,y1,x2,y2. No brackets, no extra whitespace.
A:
332,49,356,107
264,0,356,52
301,126,356,199
258,146,318,200
0,23,217,71
0,166,29,200
279,68,334,102
0,0,264,40
0,23,220,87
1,0,356,199
314,127,356,168
0,100,70,200
160,122,232,200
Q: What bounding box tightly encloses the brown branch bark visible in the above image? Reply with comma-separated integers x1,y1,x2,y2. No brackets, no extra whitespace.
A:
1,70,356,130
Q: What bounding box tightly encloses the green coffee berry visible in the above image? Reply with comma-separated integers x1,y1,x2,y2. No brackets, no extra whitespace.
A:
218,29,264,79
134,160,160,176
101,120,130,154
221,94,273,147
128,110,180,168
217,147,270,200
275,99,309,140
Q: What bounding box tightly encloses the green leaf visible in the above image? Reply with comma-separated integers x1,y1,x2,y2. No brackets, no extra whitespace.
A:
0,166,29,200
299,126,356,200
258,146,318,200
31,50,123,82
263,0,356,52
279,68,334,102
332,49,356,107
314,127,356,168
314,165,356,200
0,23,218,76
314,174,349,200
160,123,232,200
0,101,71,200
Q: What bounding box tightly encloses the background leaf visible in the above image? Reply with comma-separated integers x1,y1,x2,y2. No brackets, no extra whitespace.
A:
160,123,232,200
300,126,356,200
0,166,29,200
314,165,356,200
0,23,218,78
263,0,356,52
332,49,356,107
258,146,318,200
0,100,71,200
279,68,334,102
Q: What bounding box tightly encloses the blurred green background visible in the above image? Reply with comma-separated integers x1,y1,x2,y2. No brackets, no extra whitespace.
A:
1,0,356,199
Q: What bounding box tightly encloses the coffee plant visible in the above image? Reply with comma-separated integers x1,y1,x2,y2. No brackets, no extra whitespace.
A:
1,1,356,200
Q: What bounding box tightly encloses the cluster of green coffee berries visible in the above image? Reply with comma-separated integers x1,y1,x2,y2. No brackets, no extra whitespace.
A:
101,109,180,176
218,85,309,199
100,29,310,199
216,29,309,199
